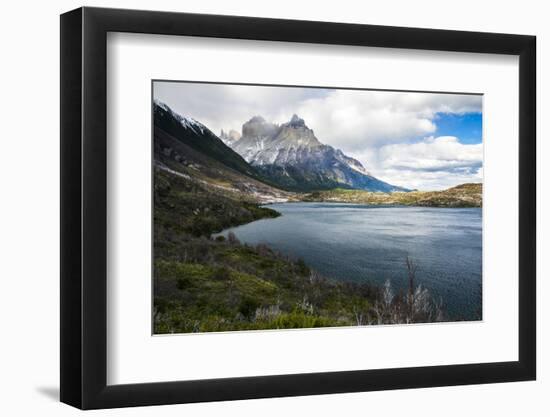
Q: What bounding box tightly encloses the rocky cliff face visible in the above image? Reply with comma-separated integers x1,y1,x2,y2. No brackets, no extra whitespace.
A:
229,114,408,192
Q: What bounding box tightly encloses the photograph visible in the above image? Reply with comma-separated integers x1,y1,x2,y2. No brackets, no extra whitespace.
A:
152,81,483,334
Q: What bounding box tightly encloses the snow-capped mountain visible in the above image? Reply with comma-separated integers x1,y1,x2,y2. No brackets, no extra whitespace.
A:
229,114,408,192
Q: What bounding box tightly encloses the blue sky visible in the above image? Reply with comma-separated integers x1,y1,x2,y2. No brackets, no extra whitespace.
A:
434,112,482,145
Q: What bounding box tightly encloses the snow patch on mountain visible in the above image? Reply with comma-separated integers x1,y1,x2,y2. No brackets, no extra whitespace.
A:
154,99,205,134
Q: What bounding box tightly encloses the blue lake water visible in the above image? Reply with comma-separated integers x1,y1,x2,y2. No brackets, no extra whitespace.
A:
218,203,482,320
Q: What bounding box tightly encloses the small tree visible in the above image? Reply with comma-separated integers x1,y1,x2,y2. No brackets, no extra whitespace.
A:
405,256,418,321
369,257,445,325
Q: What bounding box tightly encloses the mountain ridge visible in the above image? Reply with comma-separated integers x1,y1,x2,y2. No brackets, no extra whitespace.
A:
153,101,295,203
154,100,259,180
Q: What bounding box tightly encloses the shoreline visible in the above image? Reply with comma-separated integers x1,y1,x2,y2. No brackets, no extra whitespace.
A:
298,183,482,208
213,201,481,322
261,200,482,209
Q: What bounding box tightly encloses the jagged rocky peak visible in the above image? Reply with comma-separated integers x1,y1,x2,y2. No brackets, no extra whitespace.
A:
227,112,407,192
242,116,279,139
240,114,311,141
249,115,266,123
276,114,319,146
287,114,306,128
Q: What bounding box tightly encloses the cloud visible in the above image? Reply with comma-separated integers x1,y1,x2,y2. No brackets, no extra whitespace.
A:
372,168,483,191
368,136,483,190
294,90,481,151
153,82,329,136
154,81,483,190
154,82,481,148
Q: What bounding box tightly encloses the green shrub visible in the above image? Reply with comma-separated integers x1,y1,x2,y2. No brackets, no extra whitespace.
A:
296,258,310,276
238,296,260,319
214,266,231,281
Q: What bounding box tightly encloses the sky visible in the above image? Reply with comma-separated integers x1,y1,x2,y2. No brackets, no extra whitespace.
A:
154,81,483,191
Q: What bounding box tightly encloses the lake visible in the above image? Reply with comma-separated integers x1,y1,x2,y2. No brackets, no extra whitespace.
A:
217,202,482,321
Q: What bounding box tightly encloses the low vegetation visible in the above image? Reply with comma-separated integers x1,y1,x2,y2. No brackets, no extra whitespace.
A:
303,183,482,207
155,168,280,239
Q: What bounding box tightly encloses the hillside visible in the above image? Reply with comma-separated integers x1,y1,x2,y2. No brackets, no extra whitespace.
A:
154,105,295,204
154,101,261,181
303,183,482,207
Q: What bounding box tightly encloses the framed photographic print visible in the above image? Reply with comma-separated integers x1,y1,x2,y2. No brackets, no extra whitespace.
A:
60,7,536,409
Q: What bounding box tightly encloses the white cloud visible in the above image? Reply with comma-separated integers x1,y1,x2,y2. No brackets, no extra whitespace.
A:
373,168,483,191
380,136,482,171
295,90,481,151
368,136,483,190
153,82,329,136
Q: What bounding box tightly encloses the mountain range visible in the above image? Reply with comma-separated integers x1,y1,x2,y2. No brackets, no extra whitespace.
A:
154,101,408,194
228,114,408,192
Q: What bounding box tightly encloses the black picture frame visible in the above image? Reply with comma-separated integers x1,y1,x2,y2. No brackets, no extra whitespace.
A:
60,6,536,410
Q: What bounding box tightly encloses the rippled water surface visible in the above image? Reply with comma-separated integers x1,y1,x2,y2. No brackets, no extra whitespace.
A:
218,203,482,320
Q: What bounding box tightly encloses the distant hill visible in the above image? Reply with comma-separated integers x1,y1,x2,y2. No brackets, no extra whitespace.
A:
229,114,409,192
303,183,482,207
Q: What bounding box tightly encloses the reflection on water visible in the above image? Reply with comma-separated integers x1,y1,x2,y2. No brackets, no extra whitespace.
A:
217,203,482,320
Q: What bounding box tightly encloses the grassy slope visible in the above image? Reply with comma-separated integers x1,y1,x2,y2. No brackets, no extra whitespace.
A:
154,168,380,333
303,183,482,207
154,168,280,239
